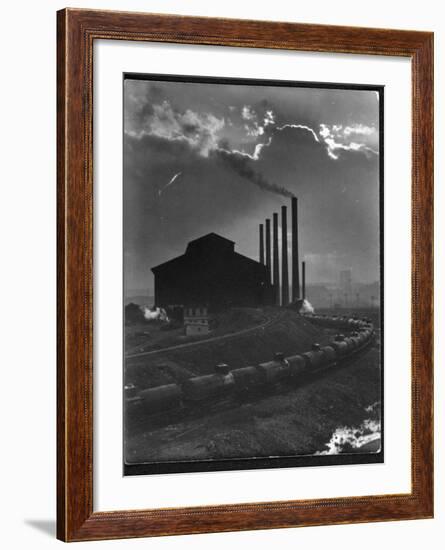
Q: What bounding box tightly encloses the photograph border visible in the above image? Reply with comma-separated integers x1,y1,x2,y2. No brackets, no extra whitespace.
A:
57,8,433,542
122,72,385,477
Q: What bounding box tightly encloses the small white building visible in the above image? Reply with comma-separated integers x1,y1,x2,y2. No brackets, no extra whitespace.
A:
183,306,212,336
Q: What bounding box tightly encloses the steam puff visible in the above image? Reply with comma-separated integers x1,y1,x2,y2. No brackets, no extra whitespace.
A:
142,306,169,321
215,149,295,198
299,299,314,314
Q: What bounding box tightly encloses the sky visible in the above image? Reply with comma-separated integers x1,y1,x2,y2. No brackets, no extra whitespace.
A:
123,76,381,295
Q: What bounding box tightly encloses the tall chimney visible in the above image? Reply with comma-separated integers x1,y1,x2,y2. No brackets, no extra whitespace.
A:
273,212,280,305
259,223,265,265
281,206,289,305
292,197,300,302
265,218,271,283
302,260,306,300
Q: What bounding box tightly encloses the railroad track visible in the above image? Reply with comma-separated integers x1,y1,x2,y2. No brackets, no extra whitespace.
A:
126,309,288,363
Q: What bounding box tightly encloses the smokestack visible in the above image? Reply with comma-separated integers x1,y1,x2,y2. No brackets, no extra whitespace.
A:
302,260,306,300
281,206,289,305
259,224,265,265
273,212,280,305
292,197,300,302
265,218,271,283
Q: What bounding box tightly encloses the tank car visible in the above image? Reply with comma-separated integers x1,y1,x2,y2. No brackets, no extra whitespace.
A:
301,343,326,369
287,354,306,378
257,352,290,384
330,338,349,356
320,345,337,365
350,335,362,349
182,371,235,402
342,337,356,353
360,329,371,341
138,383,183,413
231,366,262,393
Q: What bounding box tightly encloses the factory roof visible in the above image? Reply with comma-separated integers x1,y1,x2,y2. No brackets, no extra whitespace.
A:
151,233,259,273
187,233,235,247
185,233,235,254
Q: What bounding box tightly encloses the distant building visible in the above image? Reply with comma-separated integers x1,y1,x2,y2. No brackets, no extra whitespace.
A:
340,269,352,293
355,281,381,308
183,306,212,336
151,233,273,310
305,284,331,308
302,278,381,309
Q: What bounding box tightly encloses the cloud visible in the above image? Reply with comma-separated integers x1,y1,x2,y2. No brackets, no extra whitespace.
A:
226,123,319,162
244,123,265,137
223,137,273,161
126,100,225,158
126,100,293,198
239,105,277,140
276,123,320,143
126,99,296,198
343,124,376,136
126,85,375,169
263,110,275,127
241,105,274,138
241,105,256,120
124,92,377,203
318,123,378,160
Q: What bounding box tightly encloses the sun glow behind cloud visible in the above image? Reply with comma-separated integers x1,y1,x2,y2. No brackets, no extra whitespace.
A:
318,123,378,159
125,92,378,168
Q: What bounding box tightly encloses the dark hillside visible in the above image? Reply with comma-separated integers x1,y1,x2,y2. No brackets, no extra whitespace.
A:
125,309,329,390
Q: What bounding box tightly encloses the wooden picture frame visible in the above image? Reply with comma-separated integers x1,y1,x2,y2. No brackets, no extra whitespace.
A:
57,8,434,542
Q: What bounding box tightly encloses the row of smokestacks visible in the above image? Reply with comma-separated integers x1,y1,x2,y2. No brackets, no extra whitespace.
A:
259,197,306,306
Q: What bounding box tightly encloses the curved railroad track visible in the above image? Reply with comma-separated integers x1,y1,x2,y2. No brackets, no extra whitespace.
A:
125,309,289,363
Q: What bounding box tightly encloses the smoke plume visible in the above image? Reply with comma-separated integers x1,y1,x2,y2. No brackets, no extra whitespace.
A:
215,149,295,198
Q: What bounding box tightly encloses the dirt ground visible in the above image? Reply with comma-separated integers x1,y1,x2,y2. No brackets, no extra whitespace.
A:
125,307,269,354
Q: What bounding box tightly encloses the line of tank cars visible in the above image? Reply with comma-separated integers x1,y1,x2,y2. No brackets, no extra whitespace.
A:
127,314,375,415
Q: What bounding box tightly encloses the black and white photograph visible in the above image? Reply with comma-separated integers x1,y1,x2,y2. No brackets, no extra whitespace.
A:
123,74,383,475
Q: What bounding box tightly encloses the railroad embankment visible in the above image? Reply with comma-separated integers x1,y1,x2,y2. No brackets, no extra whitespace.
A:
125,308,329,389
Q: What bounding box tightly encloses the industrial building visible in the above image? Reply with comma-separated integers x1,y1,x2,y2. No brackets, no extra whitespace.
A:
152,197,307,312
152,233,274,310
